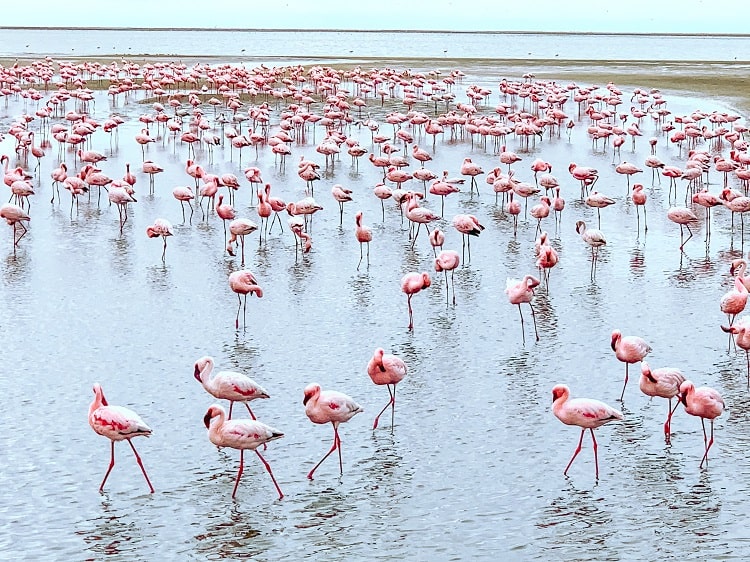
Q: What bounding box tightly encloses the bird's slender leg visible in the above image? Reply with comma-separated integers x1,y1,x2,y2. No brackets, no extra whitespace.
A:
590,428,600,479
699,418,715,468
243,402,257,421
240,235,246,268
529,303,540,341
127,439,154,493
255,450,283,500
99,440,117,493
242,293,247,330
358,243,364,271
161,237,167,262
516,304,526,345
334,425,343,475
232,450,245,499
372,384,395,431
228,401,234,419
450,270,456,306
366,241,370,268
619,364,629,402
407,294,414,331
307,423,340,480
235,293,242,330
564,429,586,476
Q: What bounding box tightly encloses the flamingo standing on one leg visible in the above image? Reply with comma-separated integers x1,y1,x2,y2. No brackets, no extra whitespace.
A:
505,274,541,344
145,218,174,262
88,383,154,493
401,271,431,331
611,329,652,401
639,361,686,443
228,269,263,330
551,384,623,479
303,382,363,479
367,348,407,432
194,356,270,419
204,404,284,499
677,380,725,468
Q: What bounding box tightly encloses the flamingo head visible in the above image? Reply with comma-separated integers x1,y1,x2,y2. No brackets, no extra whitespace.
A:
203,405,221,428
302,383,321,405
194,356,212,382
610,329,622,352
551,384,568,403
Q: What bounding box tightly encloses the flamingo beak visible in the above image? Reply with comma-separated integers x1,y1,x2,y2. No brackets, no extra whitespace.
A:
303,394,310,405
194,364,202,382
203,411,213,428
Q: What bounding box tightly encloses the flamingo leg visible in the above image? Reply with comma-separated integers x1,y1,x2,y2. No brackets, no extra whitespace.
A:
516,303,526,345
307,423,340,480
255,450,284,500
564,429,586,476
358,242,364,271
235,293,242,330
699,418,715,468
232,449,245,498
664,398,682,443
590,428,600,479
99,440,117,492
228,401,234,419
407,294,414,331
372,384,396,431
161,237,167,262
127,439,154,493
450,270,456,306
529,303,540,341
240,235,246,267
619,363,629,401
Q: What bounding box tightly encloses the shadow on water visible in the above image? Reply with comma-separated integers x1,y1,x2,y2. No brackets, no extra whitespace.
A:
193,502,272,559
77,498,147,558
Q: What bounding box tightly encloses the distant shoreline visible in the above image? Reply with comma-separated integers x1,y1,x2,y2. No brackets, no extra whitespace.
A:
1,26,749,38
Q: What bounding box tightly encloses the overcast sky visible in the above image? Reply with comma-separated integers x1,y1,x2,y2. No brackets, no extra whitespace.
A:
2,0,747,34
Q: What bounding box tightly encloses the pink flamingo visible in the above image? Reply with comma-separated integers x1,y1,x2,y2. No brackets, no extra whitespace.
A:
367,348,407,431
0,203,30,255
331,184,354,226
172,186,195,224
639,361,686,443
460,157,484,196
303,382,363,479
575,220,606,281
226,218,258,267
355,211,372,270
452,214,484,264
505,274,541,343
145,218,174,262
551,384,623,479
585,191,615,229
228,269,263,330
611,329,652,401
88,383,154,493
216,194,236,247
50,161,67,203
667,206,699,251
722,316,750,387
194,356,269,419
720,276,748,351
677,381,725,468
401,271,431,331
506,192,521,236
142,160,164,195
429,227,445,257
615,161,643,193
434,249,460,305
536,243,558,293
631,183,647,233
373,183,392,222
204,404,284,499
134,128,155,160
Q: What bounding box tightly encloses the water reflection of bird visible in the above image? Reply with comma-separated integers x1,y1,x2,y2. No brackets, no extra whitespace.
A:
88,383,154,493
551,384,623,480
303,383,363,480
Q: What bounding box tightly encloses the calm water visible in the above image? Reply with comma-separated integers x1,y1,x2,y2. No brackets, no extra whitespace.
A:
1,32,750,561
1,27,750,62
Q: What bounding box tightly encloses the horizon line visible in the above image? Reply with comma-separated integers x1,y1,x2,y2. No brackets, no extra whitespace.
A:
1,26,749,37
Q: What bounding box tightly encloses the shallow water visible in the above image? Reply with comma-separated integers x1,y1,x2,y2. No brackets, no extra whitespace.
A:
1,56,750,560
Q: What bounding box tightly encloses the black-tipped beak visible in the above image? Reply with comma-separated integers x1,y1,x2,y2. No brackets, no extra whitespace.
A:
203,411,213,428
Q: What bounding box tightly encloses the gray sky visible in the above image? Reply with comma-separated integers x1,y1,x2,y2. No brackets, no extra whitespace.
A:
2,0,747,33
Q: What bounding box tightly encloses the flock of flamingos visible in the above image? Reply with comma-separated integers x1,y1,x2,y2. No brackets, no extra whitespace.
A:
1,55,748,500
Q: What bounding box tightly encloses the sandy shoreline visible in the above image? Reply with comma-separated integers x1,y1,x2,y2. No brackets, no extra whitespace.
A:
2,54,748,117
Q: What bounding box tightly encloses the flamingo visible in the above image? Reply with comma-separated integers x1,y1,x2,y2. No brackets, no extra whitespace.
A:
720,276,748,351
354,211,372,270
551,384,623,480
401,271,431,331
631,183,648,233
611,329,652,401
228,269,263,330
303,382,363,479
452,214,484,264
575,220,606,281
434,249,460,305
88,383,154,493
0,203,30,255
367,348,407,431
331,184,354,226
639,361,686,443
666,206,699,251
172,186,195,225
145,218,174,262
677,381,725,468
204,404,284,499
722,316,750,387
505,274,541,343
194,356,269,420
226,218,258,267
